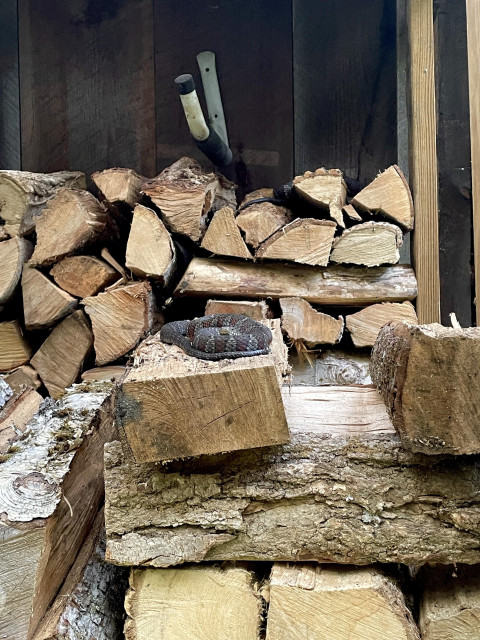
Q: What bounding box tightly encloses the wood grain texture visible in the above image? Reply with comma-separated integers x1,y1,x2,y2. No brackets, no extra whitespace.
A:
0,0,20,169
408,0,440,322
0,321,31,372
345,301,418,347
256,219,336,266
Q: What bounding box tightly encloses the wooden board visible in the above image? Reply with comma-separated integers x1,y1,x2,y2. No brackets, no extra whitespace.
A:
0,0,20,169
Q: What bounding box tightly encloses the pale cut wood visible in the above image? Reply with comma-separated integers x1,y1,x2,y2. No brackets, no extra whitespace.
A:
125,566,262,640
343,203,363,222
419,565,480,640
22,266,78,330
352,165,414,230
0,321,32,372
293,168,347,227
175,258,418,306
330,221,403,266
142,157,219,242
205,299,272,320
288,350,372,386
0,383,115,640
265,564,419,640
280,297,344,346
3,365,41,393
201,206,252,259
92,167,145,206
116,320,289,463
81,365,126,382
100,247,127,279
256,218,336,265
0,236,33,304
50,255,119,298
0,387,43,454
0,170,86,236
0,226,10,240
408,0,440,323
29,189,108,267
83,281,155,365
30,310,94,399
237,190,293,248
371,321,480,454
346,301,418,347
126,204,177,282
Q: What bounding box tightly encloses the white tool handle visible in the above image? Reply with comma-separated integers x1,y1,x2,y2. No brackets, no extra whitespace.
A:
197,51,229,147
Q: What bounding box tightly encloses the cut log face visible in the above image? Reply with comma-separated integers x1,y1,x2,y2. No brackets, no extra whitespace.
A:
142,157,219,242
3,365,41,393
29,189,108,267
175,258,418,306
125,566,262,640
201,206,253,259
280,297,344,346
205,299,272,320
0,387,43,454
0,321,32,372
83,281,154,365
265,564,420,640
81,365,126,382
22,266,78,330
92,167,144,206
50,255,119,298
256,218,336,266
330,221,403,266
30,310,94,399
342,203,363,222
0,237,33,304
346,301,418,347
352,165,414,230
237,190,293,248
293,168,347,227
125,204,177,282
0,170,86,236
371,321,480,455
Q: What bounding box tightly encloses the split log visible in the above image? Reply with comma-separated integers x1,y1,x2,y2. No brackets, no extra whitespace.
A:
346,301,418,347
418,565,480,640
81,365,126,382
201,206,252,259
29,189,108,267
125,204,177,282
0,237,33,304
371,321,480,454
30,310,94,399
205,299,272,320
280,297,344,346
83,281,155,366
265,564,419,640
100,247,127,280
236,190,292,248
22,266,77,330
288,350,372,386
0,170,86,236
352,165,414,230
142,157,219,242
256,218,336,266
0,383,115,640
125,566,262,640
330,221,403,266
50,255,119,298
293,168,347,227
115,320,289,463
175,258,418,306
2,365,41,393
342,203,363,222
92,167,144,207
0,321,32,372
0,387,43,454
0,226,10,240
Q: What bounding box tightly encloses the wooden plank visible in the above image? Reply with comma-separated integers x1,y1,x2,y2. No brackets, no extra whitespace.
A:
407,0,440,323
18,0,155,176
0,0,20,169
466,0,480,326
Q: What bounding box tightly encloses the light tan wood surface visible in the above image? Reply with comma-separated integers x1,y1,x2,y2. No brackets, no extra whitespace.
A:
51,255,118,298
236,195,292,248
205,299,272,320
0,387,43,453
3,365,41,392
330,221,403,266
346,301,418,347
22,265,78,330
280,297,344,346
0,237,33,304
81,365,126,382
201,206,252,258
0,321,32,372
92,167,144,206
293,168,347,227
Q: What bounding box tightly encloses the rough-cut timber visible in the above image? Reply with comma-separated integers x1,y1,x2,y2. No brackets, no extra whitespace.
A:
330,221,403,266
142,158,219,242
0,387,43,454
280,297,344,346
81,365,127,382
29,189,108,267
256,218,336,266
125,204,177,282
175,258,418,306
0,237,33,304
22,266,78,330
92,167,145,207
371,322,480,454
30,310,94,399
116,320,289,463
201,206,252,259
352,165,414,230
50,255,119,298
0,321,32,372
236,190,292,248
288,350,372,386
346,301,418,347
0,383,115,640
83,281,155,366
205,299,272,321
125,566,262,640
0,170,86,236
419,564,480,640
3,365,41,393
265,564,419,640
293,168,347,227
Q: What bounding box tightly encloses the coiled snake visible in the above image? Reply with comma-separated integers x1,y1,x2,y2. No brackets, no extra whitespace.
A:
160,314,272,361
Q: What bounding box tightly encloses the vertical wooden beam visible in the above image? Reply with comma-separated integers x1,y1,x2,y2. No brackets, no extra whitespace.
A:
408,0,440,323
0,0,20,169
466,0,480,326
